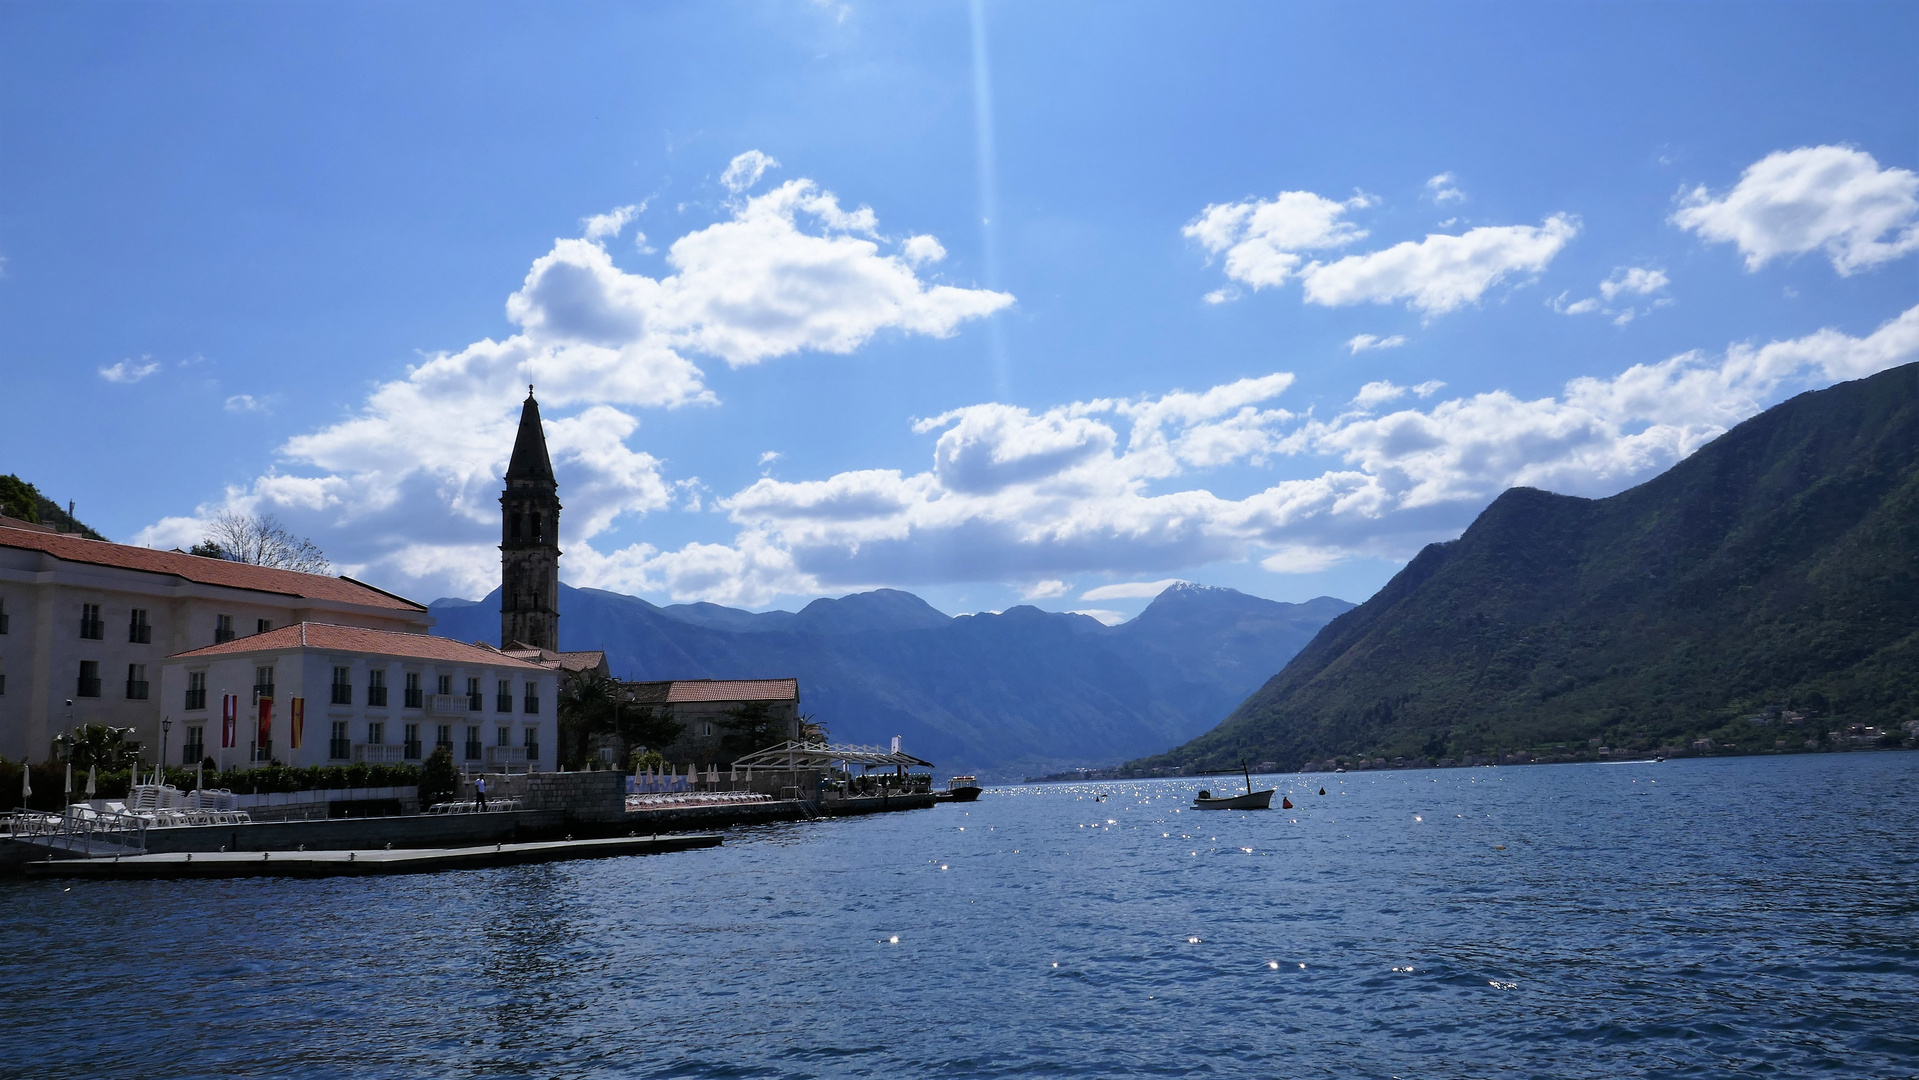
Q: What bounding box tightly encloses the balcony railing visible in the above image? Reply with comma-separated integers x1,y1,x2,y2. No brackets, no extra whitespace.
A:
129,622,151,644
524,739,540,761
496,694,513,713
182,742,204,765
523,696,540,715
403,739,422,760
331,684,352,706
487,745,529,771
214,627,235,644
463,739,483,761
80,617,104,640
468,693,483,711
328,737,351,761
126,680,149,701
355,743,405,764
425,694,470,717
185,688,207,710
403,688,423,709
77,676,102,698
367,686,388,707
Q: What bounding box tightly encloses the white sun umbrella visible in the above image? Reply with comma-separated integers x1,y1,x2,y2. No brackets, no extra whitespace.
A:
85,764,97,798
20,763,29,801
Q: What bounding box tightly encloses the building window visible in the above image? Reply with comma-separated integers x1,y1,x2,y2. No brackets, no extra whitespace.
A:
497,725,511,748
403,672,423,709
523,682,539,714
531,512,543,542
497,679,512,713
185,671,207,711
254,665,275,702
463,725,482,760
367,669,387,708
467,677,482,711
403,723,422,760
0,596,9,634
510,511,522,541
80,603,104,640
256,619,273,635
434,724,452,752
128,608,151,644
77,660,101,697
437,674,452,697
331,666,352,705
126,663,149,701
214,614,235,644
183,725,205,765
367,720,385,746
524,726,540,761
329,721,350,761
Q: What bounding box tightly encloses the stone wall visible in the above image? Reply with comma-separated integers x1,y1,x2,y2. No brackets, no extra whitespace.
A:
524,770,626,823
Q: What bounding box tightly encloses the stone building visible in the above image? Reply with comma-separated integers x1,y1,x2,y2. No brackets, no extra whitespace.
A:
0,519,430,764
159,623,557,771
622,678,804,763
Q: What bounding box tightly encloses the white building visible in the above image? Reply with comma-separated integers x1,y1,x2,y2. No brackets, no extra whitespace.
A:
161,623,557,772
0,520,431,764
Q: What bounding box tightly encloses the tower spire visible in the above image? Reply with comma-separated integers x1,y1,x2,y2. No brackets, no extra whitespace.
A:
501,388,561,651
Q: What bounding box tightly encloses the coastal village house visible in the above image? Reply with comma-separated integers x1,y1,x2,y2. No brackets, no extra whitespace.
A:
624,678,803,763
160,624,557,771
0,519,432,765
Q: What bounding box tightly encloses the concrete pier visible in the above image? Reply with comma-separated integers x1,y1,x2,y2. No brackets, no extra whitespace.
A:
21,833,721,879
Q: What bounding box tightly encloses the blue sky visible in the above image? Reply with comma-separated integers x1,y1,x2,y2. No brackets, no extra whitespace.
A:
3,1,1916,624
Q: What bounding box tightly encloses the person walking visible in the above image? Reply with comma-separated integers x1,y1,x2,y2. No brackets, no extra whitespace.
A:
475,775,487,812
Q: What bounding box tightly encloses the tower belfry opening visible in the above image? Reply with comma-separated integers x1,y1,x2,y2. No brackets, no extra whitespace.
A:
501,386,561,650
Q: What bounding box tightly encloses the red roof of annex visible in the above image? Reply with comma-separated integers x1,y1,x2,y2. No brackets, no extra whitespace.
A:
169,622,549,670
0,524,426,612
623,678,800,704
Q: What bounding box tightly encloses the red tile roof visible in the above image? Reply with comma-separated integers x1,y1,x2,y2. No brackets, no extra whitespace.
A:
169,622,548,670
501,647,609,674
622,678,799,705
0,524,426,611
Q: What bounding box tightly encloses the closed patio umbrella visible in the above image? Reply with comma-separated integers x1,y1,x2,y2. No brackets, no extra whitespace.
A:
85,765,96,798
20,764,29,801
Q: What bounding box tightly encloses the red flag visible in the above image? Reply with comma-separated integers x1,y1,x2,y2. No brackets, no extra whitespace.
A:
289,698,304,750
222,694,237,748
257,696,273,753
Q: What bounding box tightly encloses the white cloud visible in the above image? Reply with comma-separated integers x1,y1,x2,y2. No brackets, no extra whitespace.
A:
1020,579,1070,600
1081,578,1186,601
224,394,269,414
133,161,1010,604
1599,266,1669,301
581,204,640,242
1189,185,1576,315
1673,145,1919,275
1426,173,1465,206
1069,609,1127,626
611,302,1919,605
1184,190,1374,290
759,451,782,465
99,358,160,383
900,235,946,265
1300,215,1579,315
1346,333,1408,354
721,150,780,194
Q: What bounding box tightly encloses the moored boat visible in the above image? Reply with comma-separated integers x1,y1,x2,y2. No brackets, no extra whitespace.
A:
943,776,983,802
1193,761,1275,811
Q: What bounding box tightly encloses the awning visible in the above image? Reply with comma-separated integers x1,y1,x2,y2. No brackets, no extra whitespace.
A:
731,740,933,771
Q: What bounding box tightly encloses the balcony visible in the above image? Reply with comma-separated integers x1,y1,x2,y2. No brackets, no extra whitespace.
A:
425,694,471,718
214,627,236,644
486,745,529,771
367,686,388,707
125,680,149,701
331,684,352,706
77,676,102,698
129,623,151,645
403,688,423,709
80,617,104,640
468,693,483,711
185,688,207,710
355,743,405,764
403,739,422,760
463,739,483,761
328,737,351,761
496,694,513,713
523,696,540,715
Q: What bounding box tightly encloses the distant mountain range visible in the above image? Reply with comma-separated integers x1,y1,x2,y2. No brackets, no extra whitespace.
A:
1135,362,1919,774
429,583,1352,779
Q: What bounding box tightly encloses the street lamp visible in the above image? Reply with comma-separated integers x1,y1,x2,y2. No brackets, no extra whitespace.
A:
161,717,172,778
64,698,74,763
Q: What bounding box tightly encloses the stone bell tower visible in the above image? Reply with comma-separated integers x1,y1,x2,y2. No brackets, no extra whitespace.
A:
501,386,561,650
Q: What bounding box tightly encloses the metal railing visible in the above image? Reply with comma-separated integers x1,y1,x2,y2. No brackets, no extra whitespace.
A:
129,622,151,644
126,679,149,700
185,687,207,710
80,617,104,640
182,741,205,765
496,694,513,713
76,676,102,697
367,686,388,707
404,688,423,709
331,684,352,705
3,806,150,857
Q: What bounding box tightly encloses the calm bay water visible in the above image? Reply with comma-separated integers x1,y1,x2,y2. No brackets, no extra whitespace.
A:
4,752,1917,1079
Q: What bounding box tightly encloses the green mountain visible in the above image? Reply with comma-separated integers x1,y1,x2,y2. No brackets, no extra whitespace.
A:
0,474,107,539
1133,362,1919,773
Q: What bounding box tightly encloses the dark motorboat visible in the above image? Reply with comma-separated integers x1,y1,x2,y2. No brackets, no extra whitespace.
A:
1193,761,1275,811
943,776,983,802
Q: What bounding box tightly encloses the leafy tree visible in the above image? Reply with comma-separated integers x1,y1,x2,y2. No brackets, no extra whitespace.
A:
418,745,461,806
196,511,331,573
716,702,787,760
557,670,685,767
0,474,40,523
51,724,142,770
